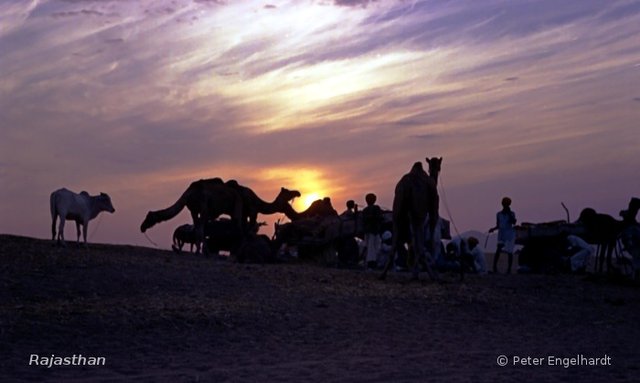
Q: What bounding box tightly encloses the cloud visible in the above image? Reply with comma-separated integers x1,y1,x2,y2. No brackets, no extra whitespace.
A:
1,0,639,246
334,0,377,7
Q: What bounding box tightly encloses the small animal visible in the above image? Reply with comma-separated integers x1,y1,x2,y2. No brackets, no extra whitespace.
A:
172,224,199,253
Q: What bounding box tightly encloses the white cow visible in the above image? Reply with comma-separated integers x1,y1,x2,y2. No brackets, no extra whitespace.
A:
50,188,115,247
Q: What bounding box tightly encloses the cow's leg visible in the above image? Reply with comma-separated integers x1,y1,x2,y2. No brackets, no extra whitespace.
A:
58,215,67,246
51,214,58,243
82,220,89,248
76,221,82,245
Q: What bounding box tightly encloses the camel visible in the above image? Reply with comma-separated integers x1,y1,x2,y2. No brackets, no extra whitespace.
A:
577,208,624,273
140,178,244,253
578,198,640,274
425,157,443,185
140,178,299,254
620,197,640,225
284,197,338,221
225,180,301,227
380,157,440,280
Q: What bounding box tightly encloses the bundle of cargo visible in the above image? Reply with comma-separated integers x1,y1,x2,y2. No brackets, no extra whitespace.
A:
515,220,586,246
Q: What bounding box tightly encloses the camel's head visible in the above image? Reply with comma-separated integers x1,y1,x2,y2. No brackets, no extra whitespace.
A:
620,197,640,223
279,187,301,203
577,208,597,224
425,157,443,176
140,211,159,233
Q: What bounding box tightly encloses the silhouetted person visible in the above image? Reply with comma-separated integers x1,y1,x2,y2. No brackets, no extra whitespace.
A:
489,197,517,274
362,193,383,269
341,200,356,218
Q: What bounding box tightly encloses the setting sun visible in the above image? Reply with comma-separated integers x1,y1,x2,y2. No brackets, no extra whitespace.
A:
259,167,335,212
297,192,321,211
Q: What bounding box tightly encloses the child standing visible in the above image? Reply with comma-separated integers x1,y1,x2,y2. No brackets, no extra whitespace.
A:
362,193,383,270
489,197,517,274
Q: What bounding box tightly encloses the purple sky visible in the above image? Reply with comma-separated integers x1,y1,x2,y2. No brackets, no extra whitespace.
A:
1,0,639,249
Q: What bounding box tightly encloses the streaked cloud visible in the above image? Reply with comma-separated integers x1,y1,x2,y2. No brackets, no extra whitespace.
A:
1,0,638,247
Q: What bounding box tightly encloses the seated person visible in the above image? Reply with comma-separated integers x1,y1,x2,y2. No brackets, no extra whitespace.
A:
467,236,488,274
441,236,487,274
566,234,594,274
437,242,462,271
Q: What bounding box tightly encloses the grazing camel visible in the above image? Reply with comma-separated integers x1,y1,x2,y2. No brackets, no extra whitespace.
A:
50,188,115,247
141,178,299,254
140,178,244,254
380,158,440,280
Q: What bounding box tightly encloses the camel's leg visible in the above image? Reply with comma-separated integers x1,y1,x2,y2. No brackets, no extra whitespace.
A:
606,242,615,273
409,224,421,280
195,221,205,256
190,210,204,255
598,244,606,273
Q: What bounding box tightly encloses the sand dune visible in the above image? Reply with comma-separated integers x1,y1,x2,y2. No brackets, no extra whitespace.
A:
1,234,639,382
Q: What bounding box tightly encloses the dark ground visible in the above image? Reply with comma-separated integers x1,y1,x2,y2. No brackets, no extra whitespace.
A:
1,234,639,382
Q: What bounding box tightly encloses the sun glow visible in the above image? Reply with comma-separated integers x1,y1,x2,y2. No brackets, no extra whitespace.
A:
259,167,335,212
299,192,321,211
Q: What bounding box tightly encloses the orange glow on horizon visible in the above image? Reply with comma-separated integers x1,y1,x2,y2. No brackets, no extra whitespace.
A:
296,192,321,211
259,166,338,212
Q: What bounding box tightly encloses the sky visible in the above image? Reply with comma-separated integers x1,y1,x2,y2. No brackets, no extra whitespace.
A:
1,0,639,249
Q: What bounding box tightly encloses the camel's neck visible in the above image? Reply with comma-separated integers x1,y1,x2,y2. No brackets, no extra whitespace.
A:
146,197,186,227
430,170,440,186
282,204,302,221
255,195,286,215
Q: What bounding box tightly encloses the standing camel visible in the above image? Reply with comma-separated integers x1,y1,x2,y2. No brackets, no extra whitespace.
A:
224,180,301,228
380,157,440,280
577,208,624,273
